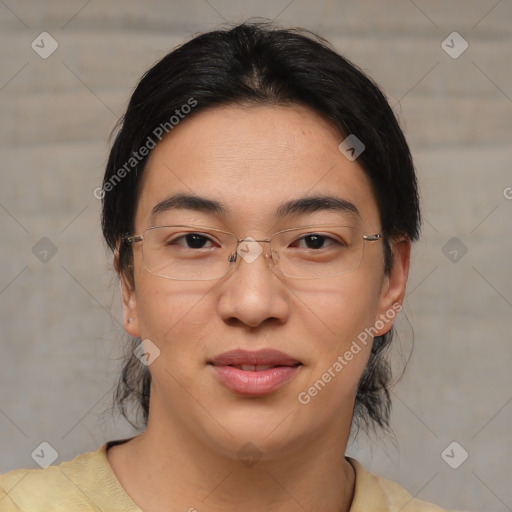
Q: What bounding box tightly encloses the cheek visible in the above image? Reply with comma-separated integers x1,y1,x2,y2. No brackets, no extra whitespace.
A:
292,273,383,410
292,271,383,352
135,277,217,360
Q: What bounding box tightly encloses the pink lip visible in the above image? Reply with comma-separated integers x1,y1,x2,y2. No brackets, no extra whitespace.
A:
209,349,300,367
209,349,302,396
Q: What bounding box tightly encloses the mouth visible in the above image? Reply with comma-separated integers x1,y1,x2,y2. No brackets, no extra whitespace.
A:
208,349,302,396
209,348,301,368
225,364,298,371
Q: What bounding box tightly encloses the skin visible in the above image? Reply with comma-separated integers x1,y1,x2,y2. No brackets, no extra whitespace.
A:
107,104,410,512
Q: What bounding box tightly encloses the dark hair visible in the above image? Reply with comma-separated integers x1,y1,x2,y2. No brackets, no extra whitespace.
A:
102,20,420,433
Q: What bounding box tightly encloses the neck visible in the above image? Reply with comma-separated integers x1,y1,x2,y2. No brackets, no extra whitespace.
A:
108,404,356,512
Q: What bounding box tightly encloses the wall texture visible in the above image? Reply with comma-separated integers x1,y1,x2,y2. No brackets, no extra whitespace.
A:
1,2,511,511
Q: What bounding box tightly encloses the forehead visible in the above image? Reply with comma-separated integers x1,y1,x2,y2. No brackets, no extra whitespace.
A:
135,104,380,232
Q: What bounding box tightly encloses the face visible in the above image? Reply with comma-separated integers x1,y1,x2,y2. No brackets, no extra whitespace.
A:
120,104,409,460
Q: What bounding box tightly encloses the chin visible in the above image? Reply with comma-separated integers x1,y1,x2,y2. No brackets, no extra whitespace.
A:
195,399,330,462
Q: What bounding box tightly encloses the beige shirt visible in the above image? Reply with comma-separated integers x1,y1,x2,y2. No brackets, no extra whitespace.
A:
0,441,448,511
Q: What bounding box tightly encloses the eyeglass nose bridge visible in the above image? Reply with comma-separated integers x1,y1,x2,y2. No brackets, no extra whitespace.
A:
227,237,277,265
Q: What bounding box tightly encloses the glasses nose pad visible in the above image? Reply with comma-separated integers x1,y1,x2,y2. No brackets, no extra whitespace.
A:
228,243,277,270
268,249,279,267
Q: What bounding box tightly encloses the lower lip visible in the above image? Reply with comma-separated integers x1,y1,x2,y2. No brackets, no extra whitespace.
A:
210,365,300,396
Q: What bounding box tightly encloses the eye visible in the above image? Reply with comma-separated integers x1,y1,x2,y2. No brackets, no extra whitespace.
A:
291,233,340,250
168,233,216,249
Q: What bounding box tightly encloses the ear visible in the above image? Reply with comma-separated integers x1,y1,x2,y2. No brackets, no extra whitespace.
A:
373,236,411,336
115,250,141,338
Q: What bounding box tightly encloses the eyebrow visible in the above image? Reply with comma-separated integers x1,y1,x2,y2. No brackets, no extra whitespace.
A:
150,193,360,220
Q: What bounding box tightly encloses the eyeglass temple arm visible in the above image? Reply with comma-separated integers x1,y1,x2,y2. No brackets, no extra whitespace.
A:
123,235,143,244
363,233,383,241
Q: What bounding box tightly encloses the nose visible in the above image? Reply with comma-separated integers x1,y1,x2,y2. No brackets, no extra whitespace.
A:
217,239,290,328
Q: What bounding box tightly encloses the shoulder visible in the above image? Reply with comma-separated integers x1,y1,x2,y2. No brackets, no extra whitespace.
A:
0,442,140,512
348,457,450,512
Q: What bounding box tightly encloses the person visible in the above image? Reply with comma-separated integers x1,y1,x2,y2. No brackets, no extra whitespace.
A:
0,21,449,511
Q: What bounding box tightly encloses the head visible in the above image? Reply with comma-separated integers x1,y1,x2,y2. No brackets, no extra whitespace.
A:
101,21,420,454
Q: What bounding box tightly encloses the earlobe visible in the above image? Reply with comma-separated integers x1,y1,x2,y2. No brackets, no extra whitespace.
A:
120,273,140,337
116,250,141,337
374,236,411,336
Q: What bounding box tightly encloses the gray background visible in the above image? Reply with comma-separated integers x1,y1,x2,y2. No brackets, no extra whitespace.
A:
1,1,511,511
